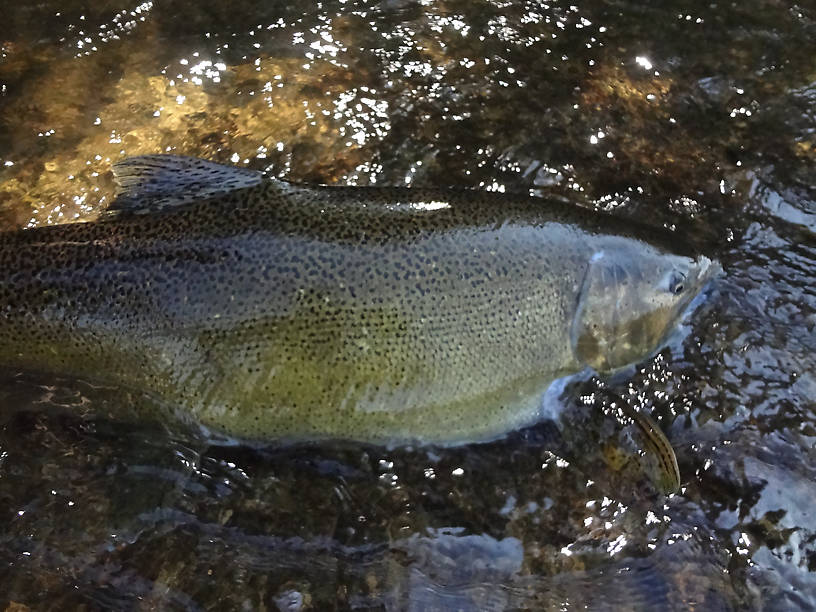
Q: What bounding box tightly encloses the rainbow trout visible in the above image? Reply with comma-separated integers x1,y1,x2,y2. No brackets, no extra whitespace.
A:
0,156,718,449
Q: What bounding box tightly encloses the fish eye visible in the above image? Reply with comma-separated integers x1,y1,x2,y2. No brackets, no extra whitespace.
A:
668,271,686,295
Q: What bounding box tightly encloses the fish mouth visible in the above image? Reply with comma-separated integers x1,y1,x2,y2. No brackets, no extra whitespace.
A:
691,255,722,293
679,254,722,321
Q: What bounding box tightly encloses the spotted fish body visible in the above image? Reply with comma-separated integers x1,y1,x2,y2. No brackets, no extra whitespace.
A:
0,156,717,445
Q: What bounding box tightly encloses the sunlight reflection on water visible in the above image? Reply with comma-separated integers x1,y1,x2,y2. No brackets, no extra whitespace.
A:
1,0,815,608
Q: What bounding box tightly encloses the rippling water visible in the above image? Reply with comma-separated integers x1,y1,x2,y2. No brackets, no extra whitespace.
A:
1,1,815,609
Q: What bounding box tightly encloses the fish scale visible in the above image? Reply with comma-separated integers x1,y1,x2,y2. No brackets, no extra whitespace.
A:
0,155,717,454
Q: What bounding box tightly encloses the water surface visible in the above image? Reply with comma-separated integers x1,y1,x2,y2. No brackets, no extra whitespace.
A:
1,0,815,609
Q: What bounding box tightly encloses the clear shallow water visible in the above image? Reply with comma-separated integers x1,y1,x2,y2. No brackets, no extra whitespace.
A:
0,0,814,609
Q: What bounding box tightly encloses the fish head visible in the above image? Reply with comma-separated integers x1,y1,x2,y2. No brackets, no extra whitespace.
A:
570,238,719,373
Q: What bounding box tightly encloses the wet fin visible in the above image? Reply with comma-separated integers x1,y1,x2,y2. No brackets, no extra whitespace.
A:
620,403,681,494
110,155,264,213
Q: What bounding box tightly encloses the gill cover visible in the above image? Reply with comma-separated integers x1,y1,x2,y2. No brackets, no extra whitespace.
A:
570,247,711,373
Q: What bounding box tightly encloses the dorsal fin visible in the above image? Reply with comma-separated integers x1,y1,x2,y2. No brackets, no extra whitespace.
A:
109,154,265,213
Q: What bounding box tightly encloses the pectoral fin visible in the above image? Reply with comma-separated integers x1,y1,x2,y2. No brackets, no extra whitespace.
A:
620,403,681,494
